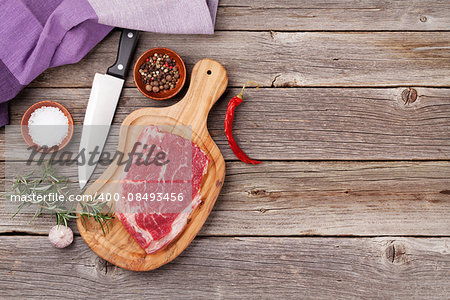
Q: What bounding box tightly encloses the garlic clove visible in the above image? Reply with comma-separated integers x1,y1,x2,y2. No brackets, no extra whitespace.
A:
49,225,73,248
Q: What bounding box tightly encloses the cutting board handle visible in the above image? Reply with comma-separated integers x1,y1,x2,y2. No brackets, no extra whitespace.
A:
173,59,228,130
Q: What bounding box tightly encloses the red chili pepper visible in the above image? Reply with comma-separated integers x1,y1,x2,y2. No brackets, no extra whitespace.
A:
225,81,262,164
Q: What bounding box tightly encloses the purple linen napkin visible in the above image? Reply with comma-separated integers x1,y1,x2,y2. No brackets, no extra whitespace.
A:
0,0,219,126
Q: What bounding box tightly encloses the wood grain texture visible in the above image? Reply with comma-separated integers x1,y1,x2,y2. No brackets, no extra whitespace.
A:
27,31,450,88
78,59,228,271
2,161,449,236
0,236,449,299
2,1,449,295
216,0,450,31
3,87,449,160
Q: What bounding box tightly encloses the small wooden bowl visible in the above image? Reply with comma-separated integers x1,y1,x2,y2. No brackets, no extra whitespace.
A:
21,101,74,153
134,47,186,100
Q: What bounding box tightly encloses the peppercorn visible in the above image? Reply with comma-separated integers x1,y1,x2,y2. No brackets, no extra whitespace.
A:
139,52,180,93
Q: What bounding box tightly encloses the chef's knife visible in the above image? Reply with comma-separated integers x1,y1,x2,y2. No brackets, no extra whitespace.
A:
78,29,139,189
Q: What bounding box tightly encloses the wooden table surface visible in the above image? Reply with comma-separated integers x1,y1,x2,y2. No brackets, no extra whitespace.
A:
1,1,450,299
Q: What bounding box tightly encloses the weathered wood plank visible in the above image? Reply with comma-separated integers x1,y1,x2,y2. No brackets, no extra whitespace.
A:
3,87,449,160
28,31,450,88
0,236,449,299
2,161,449,236
216,0,450,31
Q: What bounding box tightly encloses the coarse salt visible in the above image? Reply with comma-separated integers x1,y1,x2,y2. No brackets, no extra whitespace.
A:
28,106,69,147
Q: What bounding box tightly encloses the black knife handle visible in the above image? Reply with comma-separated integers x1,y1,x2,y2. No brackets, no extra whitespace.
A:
107,29,139,79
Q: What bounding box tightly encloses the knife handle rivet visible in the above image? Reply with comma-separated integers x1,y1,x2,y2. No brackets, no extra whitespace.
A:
127,32,134,38
118,64,124,70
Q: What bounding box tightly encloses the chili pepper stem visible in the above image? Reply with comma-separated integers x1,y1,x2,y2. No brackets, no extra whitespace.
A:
237,81,260,99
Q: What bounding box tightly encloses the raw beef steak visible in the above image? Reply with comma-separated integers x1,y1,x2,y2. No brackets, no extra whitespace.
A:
116,125,209,254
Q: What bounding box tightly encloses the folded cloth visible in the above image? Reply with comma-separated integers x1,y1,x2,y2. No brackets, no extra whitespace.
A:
0,0,219,127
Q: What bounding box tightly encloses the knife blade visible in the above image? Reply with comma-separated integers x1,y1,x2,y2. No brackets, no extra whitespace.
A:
78,29,139,189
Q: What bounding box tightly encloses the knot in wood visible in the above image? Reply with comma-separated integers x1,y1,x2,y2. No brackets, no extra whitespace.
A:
385,241,409,265
95,257,119,276
249,189,269,197
95,257,108,275
401,88,418,105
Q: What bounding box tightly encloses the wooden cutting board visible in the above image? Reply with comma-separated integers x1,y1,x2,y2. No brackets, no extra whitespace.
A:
77,59,228,271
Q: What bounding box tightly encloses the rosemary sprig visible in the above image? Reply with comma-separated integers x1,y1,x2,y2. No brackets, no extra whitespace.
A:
4,162,114,234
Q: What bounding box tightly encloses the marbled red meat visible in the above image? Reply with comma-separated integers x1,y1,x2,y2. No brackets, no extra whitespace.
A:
116,125,209,254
